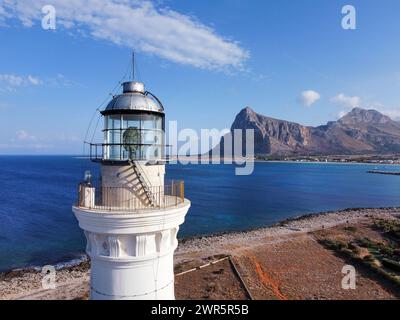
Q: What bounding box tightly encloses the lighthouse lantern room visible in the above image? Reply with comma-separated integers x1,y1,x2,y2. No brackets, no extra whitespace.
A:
100,80,165,162
72,59,190,300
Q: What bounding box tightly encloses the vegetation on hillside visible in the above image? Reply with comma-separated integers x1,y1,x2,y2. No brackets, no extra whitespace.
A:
319,218,400,286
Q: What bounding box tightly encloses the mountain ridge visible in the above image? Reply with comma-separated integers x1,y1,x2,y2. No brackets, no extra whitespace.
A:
215,107,400,156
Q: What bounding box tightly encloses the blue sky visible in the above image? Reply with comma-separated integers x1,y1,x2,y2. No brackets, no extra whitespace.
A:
0,0,400,154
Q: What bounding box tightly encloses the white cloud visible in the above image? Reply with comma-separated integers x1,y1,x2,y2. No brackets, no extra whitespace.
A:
0,74,24,87
46,74,82,87
0,0,249,71
0,4,10,26
0,73,42,91
27,75,41,85
0,73,79,92
299,90,320,107
16,130,36,141
3,130,79,152
331,93,361,109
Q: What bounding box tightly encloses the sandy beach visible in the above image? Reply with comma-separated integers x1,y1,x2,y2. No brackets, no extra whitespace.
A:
1,207,399,300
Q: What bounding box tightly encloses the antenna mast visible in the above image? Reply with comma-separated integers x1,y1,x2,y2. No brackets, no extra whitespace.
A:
132,51,135,81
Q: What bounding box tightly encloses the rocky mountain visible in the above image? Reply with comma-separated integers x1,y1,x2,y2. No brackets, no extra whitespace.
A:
214,107,400,156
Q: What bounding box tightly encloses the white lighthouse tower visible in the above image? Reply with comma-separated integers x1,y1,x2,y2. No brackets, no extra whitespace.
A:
72,63,190,300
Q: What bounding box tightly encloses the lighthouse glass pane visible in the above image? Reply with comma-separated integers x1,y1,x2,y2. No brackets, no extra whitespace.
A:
142,131,163,160
140,114,164,160
122,114,140,130
141,114,156,130
142,130,155,144
142,130,162,145
109,129,121,159
155,116,162,130
104,117,108,130
104,115,122,160
109,115,121,130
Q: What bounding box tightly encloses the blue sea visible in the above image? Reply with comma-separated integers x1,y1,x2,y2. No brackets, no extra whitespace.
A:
0,156,399,272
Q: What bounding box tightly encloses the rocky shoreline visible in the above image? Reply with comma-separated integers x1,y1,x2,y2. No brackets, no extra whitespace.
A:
1,207,399,300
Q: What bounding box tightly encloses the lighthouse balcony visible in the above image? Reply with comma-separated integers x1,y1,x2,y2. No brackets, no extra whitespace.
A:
75,180,185,213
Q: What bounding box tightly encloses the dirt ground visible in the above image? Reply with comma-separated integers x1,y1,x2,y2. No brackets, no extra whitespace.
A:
175,231,399,300
175,258,249,300
1,208,399,300
174,210,400,300
233,233,398,300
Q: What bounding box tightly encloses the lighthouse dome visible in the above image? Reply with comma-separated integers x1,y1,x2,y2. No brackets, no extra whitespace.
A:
103,81,164,114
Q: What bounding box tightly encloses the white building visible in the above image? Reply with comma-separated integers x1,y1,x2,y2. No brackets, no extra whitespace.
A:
72,77,190,300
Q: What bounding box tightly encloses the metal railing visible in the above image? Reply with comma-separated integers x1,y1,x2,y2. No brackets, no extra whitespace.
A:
87,142,172,162
76,180,185,212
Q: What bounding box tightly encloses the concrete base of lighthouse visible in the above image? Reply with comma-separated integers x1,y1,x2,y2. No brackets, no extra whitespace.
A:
72,200,190,300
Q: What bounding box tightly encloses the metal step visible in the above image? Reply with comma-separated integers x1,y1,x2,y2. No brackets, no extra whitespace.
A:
129,160,156,207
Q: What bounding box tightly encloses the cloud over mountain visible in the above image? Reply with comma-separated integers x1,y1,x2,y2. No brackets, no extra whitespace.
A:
299,90,320,107
331,93,361,108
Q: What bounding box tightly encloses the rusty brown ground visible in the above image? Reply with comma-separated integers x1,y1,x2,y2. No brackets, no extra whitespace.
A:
175,216,400,300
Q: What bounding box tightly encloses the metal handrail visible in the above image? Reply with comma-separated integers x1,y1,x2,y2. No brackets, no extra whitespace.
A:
86,142,172,162
88,142,170,147
76,180,184,212
128,160,157,207
133,160,153,190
